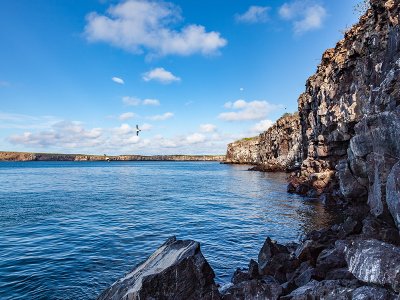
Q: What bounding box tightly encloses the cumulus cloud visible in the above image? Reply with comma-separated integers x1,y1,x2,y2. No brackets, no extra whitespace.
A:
251,119,274,133
185,133,206,144
123,96,160,106
9,121,103,148
84,0,227,57
199,124,217,133
112,76,125,84
143,68,180,84
122,96,141,106
119,112,136,121
143,99,160,106
148,112,174,121
0,112,60,130
235,6,270,24
279,1,327,34
219,100,279,121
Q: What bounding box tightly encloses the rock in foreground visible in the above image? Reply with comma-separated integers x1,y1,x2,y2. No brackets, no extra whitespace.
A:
97,236,220,300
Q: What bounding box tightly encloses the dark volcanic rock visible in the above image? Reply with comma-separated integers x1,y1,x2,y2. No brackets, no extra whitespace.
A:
281,279,360,300
231,268,250,285
258,237,289,271
344,239,400,292
97,237,220,300
387,160,400,231
222,279,282,300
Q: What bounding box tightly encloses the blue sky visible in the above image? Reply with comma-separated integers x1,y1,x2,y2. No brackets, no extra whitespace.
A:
0,0,360,155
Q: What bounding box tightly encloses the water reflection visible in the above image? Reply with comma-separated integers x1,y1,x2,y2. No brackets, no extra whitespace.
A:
0,161,339,299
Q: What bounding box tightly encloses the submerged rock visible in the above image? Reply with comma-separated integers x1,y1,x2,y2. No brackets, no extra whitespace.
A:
97,236,220,300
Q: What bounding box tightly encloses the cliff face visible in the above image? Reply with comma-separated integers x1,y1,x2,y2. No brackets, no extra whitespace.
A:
295,0,399,203
225,137,260,164
225,114,301,171
258,113,301,171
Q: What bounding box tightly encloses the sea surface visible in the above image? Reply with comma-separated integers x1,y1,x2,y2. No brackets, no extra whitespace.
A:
0,161,337,299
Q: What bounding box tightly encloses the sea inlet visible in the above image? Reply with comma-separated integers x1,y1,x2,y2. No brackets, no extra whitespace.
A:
0,161,337,299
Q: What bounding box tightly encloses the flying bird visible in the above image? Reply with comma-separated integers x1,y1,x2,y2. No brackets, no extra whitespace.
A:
136,125,141,136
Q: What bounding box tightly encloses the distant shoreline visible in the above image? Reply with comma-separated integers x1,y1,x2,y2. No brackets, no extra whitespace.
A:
0,151,225,162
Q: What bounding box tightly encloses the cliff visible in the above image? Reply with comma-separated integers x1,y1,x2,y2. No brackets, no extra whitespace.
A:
257,113,301,171
225,113,301,171
225,137,259,164
0,151,225,162
292,0,400,215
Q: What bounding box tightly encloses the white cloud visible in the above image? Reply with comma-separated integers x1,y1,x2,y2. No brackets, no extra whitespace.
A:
140,123,153,131
143,68,180,84
122,96,141,106
200,124,217,133
123,96,161,106
112,76,125,84
279,1,327,34
84,0,227,57
186,133,206,144
148,112,174,121
119,112,136,121
235,6,270,24
219,100,280,121
9,121,103,148
143,99,160,106
251,119,274,133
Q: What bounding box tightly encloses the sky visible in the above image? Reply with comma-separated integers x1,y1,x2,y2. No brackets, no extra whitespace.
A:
0,0,361,155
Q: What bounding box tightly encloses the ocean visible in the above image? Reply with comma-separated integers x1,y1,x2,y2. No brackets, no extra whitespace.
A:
0,161,336,299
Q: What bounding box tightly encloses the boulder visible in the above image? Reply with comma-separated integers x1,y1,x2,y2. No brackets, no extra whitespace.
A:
222,279,282,300
281,279,360,300
387,161,400,231
97,237,220,300
344,239,400,292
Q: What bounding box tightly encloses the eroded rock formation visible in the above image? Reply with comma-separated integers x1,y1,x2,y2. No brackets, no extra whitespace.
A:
225,137,260,165
225,113,301,171
294,0,400,209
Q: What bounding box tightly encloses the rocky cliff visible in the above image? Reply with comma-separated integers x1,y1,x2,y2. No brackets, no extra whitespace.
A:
0,151,225,162
291,0,400,218
225,113,301,171
257,113,301,171
225,137,260,164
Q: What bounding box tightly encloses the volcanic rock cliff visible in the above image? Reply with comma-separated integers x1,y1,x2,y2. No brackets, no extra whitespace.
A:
225,113,301,171
292,0,400,213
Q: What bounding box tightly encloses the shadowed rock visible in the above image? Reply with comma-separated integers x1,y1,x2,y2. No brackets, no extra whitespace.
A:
97,237,220,300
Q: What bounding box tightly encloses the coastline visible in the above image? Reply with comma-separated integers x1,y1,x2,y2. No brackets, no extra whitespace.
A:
0,151,225,162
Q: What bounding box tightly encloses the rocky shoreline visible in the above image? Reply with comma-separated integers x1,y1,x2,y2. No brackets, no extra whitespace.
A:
0,151,225,162
97,0,400,298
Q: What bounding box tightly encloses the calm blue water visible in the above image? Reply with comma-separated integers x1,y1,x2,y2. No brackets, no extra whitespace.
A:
0,161,336,299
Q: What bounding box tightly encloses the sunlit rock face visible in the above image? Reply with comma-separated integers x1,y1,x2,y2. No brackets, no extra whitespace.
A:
225,113,301,171
257,114,302,172
295,0,400,214
344,239,400,292
225,137,260,165
97,237,220,300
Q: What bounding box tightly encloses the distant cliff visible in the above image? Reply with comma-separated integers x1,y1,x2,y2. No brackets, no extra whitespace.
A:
225,137,259,164
0,151,225,162
225,113,301,171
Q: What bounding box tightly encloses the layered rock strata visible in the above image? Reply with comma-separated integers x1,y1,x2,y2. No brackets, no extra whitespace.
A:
225,137,260,165
293,0,400,207
225,113,301,171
